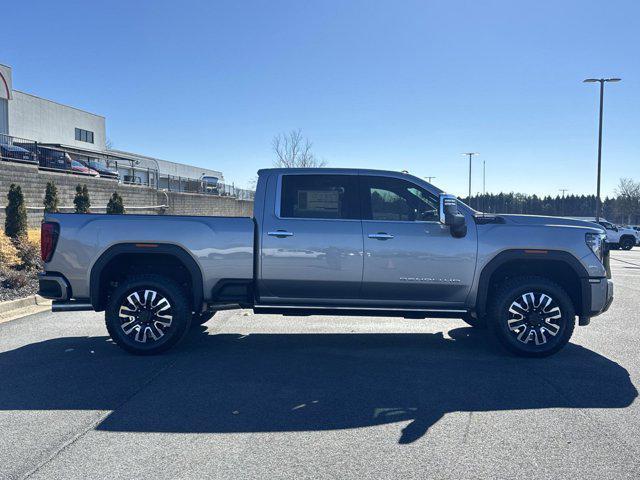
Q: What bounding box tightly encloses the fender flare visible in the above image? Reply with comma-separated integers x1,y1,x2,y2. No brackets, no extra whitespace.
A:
475,249,590,317
90,243,204,311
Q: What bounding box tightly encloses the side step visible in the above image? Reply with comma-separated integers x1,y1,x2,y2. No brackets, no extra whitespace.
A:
52,300,94,312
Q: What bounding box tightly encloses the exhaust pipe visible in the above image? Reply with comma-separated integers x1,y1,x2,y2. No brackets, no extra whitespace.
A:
52,301,94,312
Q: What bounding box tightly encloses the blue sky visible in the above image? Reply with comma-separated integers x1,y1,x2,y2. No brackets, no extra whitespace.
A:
3,0,638,196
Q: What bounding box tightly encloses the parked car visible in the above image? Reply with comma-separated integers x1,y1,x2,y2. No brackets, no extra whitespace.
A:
71,159,99,176
0,141,36,163
39,168,613,358
36,147,71,170
201,175,220,194
596,221,638,250
84,159,119,180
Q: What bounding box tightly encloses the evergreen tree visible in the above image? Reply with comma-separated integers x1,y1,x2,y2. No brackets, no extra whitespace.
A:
106,191,125,214
73,184,91,213
43,182,59,213
5,184,28,239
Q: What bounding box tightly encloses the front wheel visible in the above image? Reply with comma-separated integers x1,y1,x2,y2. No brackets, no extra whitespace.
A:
105,274,192,355
620,236,635,250
461,314,487,329
192,310,216,326
488,276,575,357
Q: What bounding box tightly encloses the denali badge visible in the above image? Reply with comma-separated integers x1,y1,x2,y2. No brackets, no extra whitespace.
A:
400,277,461,283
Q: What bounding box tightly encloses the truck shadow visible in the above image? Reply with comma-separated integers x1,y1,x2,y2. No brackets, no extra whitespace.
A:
0,327,636,444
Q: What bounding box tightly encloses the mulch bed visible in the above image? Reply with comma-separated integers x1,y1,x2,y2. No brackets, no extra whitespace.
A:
0,271,39,303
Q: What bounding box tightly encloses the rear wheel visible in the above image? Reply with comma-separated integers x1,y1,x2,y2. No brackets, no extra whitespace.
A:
105,274,191,355
489,276,575,357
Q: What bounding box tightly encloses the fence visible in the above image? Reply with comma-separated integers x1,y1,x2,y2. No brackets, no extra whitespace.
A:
0,133,39,164
0,133,254,200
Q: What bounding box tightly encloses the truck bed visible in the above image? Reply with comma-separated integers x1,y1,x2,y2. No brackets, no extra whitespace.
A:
44,213,255,301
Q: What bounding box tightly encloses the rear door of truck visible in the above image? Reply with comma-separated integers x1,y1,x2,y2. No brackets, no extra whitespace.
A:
258,172,363,304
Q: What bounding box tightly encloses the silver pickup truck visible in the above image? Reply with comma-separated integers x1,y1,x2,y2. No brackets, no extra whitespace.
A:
39,168,613,357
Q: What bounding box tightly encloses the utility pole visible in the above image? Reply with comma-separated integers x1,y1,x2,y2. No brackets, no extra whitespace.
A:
462,152,478,207
559,188,569,216
482,160,486,213
424,176,436,183
583,77,621,222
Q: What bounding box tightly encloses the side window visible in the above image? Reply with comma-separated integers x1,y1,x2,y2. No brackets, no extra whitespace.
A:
362,176,439,222
280,174,359,219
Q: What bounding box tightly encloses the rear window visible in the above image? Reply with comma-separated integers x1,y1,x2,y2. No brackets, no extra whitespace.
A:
280,174,359,219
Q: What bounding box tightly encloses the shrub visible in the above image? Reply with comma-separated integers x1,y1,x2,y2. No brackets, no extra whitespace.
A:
106,191,125,214
5,184,28,240
1,267,29,289
74,184,91,213
43,182,59,213
14,236,42,271
0,232,20,268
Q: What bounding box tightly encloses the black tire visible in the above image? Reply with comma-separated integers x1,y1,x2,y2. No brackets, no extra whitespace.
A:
192,310,216,326
461,314,487,329
105,274,192,355
620,236,635,250
488,276,575,358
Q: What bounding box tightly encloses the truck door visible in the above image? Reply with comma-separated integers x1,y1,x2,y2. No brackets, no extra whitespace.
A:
259,173,363,304
359,174,477,306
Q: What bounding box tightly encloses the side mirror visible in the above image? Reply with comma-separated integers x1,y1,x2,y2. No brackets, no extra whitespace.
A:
439,194,467,238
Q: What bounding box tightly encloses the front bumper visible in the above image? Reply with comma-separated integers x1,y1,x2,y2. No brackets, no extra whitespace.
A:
38,273,70,301
584,277,613,318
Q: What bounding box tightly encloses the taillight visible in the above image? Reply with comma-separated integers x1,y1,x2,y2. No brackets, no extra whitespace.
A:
41,222,59,262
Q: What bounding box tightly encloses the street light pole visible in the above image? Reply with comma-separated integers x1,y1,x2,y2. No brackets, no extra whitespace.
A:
583,77,621,222
462,152,478,206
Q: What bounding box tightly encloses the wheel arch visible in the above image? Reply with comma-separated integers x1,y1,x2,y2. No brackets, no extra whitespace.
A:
476,249,590,318
90,243,204,312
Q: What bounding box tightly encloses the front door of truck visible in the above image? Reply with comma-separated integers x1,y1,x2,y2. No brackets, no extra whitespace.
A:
359,175,477,306
259,173,363,304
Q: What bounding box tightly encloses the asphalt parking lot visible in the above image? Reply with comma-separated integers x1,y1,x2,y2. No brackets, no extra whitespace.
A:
1,250,640,480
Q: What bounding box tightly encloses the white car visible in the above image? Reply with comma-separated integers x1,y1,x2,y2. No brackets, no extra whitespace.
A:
597,221,638,250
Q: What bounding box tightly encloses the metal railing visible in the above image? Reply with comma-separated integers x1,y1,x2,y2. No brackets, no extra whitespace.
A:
158,173,254,200
0,133,39,164
1,132,255,200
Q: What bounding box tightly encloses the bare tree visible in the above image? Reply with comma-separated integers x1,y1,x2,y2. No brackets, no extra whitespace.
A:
615,178,640,224
105,137,114,150
272,129,327,168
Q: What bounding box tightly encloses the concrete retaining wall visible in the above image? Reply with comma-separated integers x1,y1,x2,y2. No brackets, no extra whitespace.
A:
0,161,253,227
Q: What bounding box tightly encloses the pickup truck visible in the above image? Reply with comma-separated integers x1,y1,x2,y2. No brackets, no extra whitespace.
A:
39,168,613,357
596,220,638,250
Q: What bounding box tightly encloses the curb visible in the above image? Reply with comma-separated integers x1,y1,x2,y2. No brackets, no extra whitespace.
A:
0,295,51,323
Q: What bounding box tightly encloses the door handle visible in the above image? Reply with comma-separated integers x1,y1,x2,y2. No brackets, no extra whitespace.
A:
368,232,394,240
268,230,294,238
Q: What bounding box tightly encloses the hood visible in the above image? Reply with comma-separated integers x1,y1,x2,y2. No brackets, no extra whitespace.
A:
495,214,604,232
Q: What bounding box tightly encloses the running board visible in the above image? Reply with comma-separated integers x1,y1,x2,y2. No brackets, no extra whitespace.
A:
52,301,94,312
253,305,467,319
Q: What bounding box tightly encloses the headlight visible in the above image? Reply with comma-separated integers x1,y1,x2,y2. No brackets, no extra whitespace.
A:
586,232,606,261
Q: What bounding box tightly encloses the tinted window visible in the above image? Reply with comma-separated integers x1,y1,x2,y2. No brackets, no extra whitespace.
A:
280,174,359,219
75,128,94,144
361,176,439,222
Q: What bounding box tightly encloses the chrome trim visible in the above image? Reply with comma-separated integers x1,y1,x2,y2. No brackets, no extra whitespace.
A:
267,231,294,237
255,304,468,313
368,233,394,240
38,274,69,300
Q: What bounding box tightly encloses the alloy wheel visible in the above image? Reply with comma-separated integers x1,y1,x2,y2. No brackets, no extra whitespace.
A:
507,292,563,346
118,289,173,343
